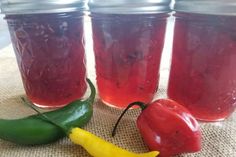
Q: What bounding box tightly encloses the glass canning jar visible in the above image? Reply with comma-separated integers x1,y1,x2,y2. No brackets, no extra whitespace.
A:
168,0,236,121
88,0,171,108
1,0,87,108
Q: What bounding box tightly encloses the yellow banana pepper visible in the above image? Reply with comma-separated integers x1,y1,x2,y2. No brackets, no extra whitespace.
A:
69,127,159,157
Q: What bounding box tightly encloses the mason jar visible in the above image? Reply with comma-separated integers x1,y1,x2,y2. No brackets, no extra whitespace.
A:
88,0,171,108
0,0,87,108
168,0,236,121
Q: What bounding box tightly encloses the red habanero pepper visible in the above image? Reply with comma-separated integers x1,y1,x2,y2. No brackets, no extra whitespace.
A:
112,99,202,157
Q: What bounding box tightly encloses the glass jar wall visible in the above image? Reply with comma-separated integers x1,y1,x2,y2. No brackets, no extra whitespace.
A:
168,0,236,121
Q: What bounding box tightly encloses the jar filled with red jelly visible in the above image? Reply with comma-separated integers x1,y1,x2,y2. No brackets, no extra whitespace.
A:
88,0,171,108
168,0,236,121
0,0,87,108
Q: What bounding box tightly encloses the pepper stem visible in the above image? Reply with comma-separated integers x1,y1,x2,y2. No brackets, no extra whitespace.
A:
112,101,146,137
20,78,95,135
86,78,96,105
21,97,68,133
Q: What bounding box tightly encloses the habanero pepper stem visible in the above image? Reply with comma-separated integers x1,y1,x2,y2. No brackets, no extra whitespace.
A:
112,101,146,137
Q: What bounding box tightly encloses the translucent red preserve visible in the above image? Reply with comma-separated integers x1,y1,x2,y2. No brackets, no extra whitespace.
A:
91,14,167,108
6,12,87,108
168,13,236,121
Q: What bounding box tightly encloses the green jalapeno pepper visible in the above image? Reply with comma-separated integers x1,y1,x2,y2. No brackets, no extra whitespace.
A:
0,78,96,145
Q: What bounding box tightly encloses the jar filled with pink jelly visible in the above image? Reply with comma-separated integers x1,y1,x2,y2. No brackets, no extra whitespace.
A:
0,0,87,108
168,0,236,121
88,0,171,108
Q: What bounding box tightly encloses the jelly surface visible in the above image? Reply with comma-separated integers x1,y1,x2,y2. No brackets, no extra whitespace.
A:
168,13,236,121
91,14,167,108
6,13,87,108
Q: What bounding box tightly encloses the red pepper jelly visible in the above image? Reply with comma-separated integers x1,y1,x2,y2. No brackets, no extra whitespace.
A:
1,1,87,108
88,0,171,108
168,1,236,121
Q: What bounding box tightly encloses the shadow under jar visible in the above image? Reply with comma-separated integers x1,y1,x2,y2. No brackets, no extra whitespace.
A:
1,0,87,108
88,0,171,108
168,0,236,121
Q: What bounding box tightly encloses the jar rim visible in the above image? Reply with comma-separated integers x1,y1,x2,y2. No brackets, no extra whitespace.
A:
174,0,236,16
0,0,86,15
88,0,171,14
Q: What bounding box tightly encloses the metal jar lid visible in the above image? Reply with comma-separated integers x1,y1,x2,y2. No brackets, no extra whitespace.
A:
0,0,86,15
88,0,171,14
174,0,236,16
